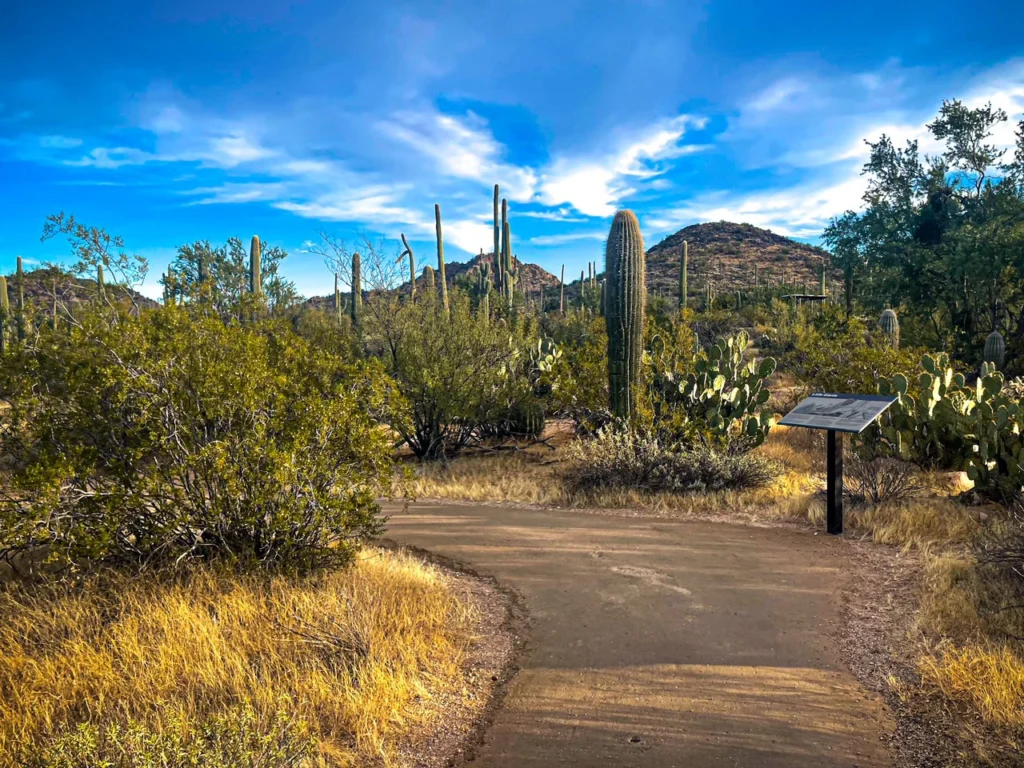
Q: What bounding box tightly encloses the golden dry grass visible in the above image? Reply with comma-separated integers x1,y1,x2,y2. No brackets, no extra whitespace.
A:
0,549,475,767
408,425,981,548
919,644,1024,729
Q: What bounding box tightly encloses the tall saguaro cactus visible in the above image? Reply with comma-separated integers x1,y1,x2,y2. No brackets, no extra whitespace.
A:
97,265,106,300
605,210,646,420
434,204,449,312
679,240,688,311
399,233,415,300
560,265,565,315
493,184,501,294
16,256,25,342
351,252,362,327
0,276,9,354
250,236,262,297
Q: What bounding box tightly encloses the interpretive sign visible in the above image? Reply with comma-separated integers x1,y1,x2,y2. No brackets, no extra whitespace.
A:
779,393,897,434
779,393,897,535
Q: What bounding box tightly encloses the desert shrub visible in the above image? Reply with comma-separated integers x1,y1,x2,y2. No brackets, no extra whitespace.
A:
975,496,1024,592
845,455,923,505
562,426,780,497
543,310,609,430
386,292,526,459
0,306,401,574
781,314,922,397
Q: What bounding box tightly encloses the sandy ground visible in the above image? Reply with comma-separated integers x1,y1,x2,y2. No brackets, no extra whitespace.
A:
385,501,896,768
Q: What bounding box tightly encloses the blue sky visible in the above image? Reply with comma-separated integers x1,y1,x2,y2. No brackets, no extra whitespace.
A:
2,0,1023,299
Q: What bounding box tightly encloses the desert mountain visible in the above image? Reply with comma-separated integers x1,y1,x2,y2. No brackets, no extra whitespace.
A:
642,221,834,295
3,266,158,312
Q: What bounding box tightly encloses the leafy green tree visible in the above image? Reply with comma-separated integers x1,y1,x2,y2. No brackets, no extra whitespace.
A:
823,100,1024,364
166,238,298,316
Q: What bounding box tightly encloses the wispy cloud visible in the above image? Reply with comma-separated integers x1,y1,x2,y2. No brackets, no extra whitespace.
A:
528,231,607,246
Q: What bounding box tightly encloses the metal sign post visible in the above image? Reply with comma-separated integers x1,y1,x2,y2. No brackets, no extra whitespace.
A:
779,393,896,535
826,429,843,534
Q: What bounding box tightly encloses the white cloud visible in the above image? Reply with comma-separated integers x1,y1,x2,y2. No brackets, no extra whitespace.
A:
65,146,158,168
538,116,709,216
648,175,868,240
528,232,607,246
380,108,538,202
39,135,82,149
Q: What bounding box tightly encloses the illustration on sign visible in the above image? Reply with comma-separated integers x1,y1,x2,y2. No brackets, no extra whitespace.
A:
779,393,897,434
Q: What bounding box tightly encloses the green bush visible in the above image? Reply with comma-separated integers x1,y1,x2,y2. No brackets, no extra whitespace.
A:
562,426,780,496
0,305,401,574
542,310,609,430
385,292,527,459
781,313,922,397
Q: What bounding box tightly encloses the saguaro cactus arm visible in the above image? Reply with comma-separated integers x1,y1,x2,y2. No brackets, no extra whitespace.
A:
435,204,449,312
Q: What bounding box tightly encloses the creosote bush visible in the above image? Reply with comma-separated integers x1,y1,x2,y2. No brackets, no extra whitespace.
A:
845,455,923,506
0,305,402,574
562,426,780,497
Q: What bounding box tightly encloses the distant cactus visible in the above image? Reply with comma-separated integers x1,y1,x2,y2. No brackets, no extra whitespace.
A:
334,273,342,320
599,279,606,317
984,330,1006,369
351,252,362,327
605,210,646,419
16,256,24,342
880,309,900,349
0,275,8,353
434,204,448,312
560,265,565,315
250,236,261,297
679,240,688,311
493,185,501,295
97,264,105,300
819,260,826,296
399,233,415,299
425,264,435,295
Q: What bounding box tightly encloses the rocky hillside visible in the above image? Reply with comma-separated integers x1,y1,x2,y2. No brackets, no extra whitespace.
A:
306,251,562,310
644,221,834,295
3,266,158,312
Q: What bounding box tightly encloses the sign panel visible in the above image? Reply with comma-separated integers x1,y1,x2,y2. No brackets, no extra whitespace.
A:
779,393,897,434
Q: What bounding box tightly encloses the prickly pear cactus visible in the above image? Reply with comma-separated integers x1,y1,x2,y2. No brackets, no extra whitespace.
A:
863,352,1024,498
605,210,646,419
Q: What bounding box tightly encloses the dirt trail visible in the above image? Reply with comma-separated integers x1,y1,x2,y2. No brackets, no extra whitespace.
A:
385,502,894,768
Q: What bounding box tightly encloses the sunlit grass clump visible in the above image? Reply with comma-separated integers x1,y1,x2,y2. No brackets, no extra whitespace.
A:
0,549,474,767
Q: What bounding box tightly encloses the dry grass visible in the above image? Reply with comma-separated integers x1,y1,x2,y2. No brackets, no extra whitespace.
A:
0,549,475,767
919,644,1024,730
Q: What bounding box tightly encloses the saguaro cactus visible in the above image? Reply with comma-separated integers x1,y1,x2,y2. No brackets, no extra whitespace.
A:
493,185,501,294
819,261,826,296
679,240,688,311
559,265,566,315
351,252,362,327
605,210,646,419
424,265,435,295
0,275,8,354
399,233,415,300
250,236,262,297
434,204,449,312
97,264,105,300
334,273,342,320
880,309,900,349
984,330,1006,369
16,256,25,342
